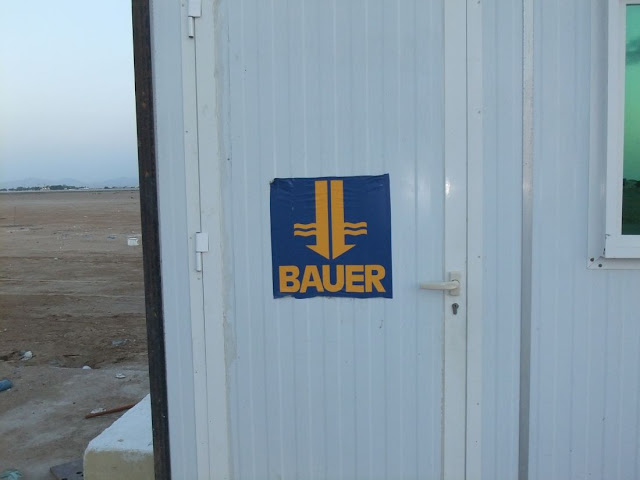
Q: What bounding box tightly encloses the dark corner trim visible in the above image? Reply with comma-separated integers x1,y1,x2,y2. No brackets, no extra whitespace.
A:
131,1,172,478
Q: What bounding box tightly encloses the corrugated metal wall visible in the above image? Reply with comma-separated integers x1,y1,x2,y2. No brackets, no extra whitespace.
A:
221,1,529,478
222,1,448,479
530,1,640,479
481,1,523,478
154,0,640,476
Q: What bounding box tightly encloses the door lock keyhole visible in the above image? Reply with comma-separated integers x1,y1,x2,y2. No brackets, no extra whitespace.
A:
451,303,459,315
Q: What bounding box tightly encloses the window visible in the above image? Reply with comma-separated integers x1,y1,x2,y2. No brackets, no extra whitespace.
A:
605,0,640,258
623,5,640,235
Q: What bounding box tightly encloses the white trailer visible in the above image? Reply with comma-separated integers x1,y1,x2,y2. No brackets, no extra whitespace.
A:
142,0,640,478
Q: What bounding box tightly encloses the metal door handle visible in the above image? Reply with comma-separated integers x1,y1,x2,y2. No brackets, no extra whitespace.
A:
420,280,460,291
419,271,461,296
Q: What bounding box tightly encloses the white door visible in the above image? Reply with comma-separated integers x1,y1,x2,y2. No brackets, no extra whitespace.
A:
197,1,469,478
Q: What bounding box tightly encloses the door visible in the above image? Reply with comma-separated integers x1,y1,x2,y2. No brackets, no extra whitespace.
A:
197,1,468,478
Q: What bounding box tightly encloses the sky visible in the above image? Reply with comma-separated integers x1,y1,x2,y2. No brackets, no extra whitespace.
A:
625,5,640,181
0,0,138,184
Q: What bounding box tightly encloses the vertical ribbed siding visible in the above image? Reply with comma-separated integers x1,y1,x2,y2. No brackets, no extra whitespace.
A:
481,1,523,479
224,1,445,478
530,1,640,479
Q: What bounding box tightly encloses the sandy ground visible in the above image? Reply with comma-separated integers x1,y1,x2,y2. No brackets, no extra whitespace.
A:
0,190,150,478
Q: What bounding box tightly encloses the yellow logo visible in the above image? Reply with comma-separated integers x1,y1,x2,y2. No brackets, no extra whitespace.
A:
271,174,391,298
293,180,367,260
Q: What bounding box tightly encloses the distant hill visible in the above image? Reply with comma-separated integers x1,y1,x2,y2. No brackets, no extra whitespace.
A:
0,177,139,190
95,177,140,189
0,177,54,189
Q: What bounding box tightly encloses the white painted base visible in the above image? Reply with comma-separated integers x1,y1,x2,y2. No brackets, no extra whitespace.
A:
83,394,154,480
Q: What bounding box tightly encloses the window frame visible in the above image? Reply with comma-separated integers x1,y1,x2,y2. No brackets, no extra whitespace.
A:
605,0,640,259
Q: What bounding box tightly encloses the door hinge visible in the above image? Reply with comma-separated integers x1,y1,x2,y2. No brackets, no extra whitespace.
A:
187,0,202,38
195,232,209,272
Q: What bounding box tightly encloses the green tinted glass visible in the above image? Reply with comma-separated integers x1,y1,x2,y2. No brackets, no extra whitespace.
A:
622,5,640,234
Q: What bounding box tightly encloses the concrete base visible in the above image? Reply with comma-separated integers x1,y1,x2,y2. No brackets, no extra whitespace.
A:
83,394,154,480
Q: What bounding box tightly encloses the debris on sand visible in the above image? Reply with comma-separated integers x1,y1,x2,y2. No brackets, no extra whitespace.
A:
0,469,23,480
0,379,13,392
85,402,136,419
115,373,126,379
50,459,83,480
19,350,32,361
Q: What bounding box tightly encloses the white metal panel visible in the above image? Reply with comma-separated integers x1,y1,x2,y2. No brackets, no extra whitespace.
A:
466,0,485,476
479,1,524,479
149,0,201,478
443,1,470,477
530,1,640,479
194,0,233,477
214,1,466,478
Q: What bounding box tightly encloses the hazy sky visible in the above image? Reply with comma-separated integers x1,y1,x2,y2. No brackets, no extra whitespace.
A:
0,0,138,183
625,5,640,180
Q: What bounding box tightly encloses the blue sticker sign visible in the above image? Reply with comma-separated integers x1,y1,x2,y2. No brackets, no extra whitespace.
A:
270,174,392,299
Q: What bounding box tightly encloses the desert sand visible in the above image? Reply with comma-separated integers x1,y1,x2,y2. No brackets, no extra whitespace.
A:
0,190,150,478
